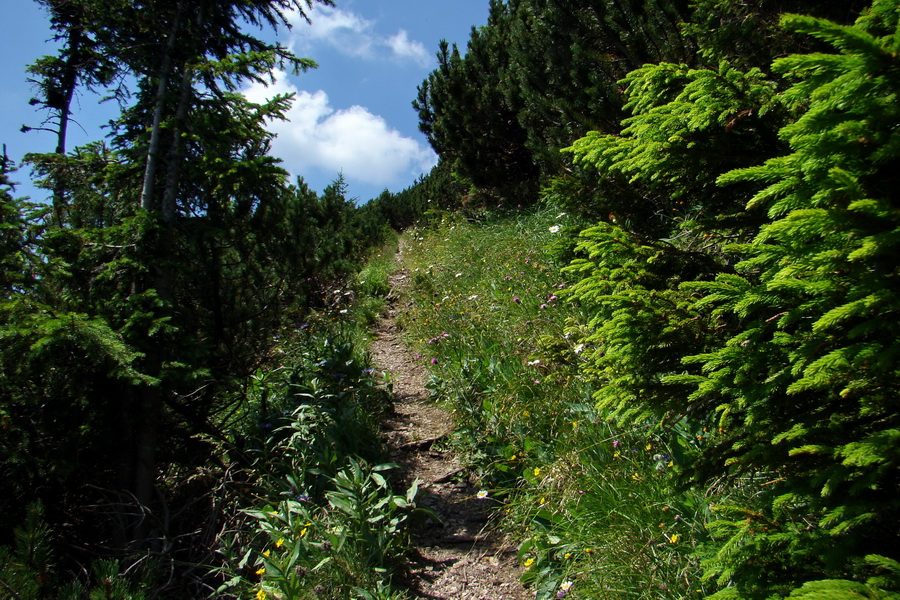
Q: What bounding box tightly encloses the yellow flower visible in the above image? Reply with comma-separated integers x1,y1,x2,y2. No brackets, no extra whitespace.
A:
256,589,267,600
645,443,653,451
275,538,285,548
613,451,621,458
585,548,593,554
300,527,308,538
563,553,572,559
255,567,265,576
632,473,640,480
524,558,535,567
668,460,674,468
263,550,271,558
670,533,680,544
539,497,546,505
533,467,541,477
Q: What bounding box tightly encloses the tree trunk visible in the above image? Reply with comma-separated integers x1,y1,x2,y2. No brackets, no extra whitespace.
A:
133,0,186,546
140,0,184,212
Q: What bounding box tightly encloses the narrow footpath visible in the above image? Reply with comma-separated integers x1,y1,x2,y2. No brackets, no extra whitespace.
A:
368,248,530,600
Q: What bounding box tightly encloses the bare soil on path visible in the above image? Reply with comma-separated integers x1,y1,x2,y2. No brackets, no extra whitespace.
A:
368,250,530,600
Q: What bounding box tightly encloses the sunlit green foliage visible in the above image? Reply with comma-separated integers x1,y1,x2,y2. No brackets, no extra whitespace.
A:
562,2,900,598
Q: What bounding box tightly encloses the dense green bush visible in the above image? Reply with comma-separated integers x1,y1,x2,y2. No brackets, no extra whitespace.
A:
564,3,900,597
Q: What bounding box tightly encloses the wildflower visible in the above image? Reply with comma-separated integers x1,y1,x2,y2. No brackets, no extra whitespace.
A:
256,589,267,600
612,440,620,448
563,553,572,559
632,473,640,480
275,538,285,548
574,344,585,354
300,527,308,537
539,497,546,505
524,557,535,567
513,295,521,303
645,443,653,451
670,533,680,544
527,359,541,366
614,451,621,458
533,467,541,477
549,225,561,233
263,550,271,558
561,581,574,592
585,548,593,554
431,358,438,364
256,567,266,576
477,490,489,499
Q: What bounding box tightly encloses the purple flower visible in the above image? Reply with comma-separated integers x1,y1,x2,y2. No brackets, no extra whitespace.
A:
513,296,521,303
613,440,621,448
431,358,438,365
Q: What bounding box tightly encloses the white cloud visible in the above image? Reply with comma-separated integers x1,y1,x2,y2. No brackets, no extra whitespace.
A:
386,30,431,67
243,70,437,188
286,5,433,66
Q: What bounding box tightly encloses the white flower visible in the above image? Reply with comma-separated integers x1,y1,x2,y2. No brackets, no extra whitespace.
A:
476,490,489,499
527,359,541,366
561,581,574,591
549,225,561,233
574,344,586,354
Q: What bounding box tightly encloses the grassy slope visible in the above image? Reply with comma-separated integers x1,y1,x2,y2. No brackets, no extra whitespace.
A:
394,206,711,600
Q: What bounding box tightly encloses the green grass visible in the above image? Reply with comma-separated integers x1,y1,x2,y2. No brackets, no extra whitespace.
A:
395,206,708,600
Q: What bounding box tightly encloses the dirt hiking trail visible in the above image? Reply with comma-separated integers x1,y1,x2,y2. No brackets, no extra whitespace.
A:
368,247,530,600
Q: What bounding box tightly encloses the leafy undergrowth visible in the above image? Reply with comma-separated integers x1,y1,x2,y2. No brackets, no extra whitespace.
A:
208,237,423,600
396,206,709,600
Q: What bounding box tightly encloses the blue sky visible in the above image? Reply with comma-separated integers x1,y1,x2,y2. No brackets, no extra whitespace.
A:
0,0,489,203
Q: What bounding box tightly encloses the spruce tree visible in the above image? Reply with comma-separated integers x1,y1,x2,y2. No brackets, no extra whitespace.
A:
674,3,900,596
